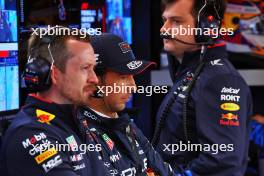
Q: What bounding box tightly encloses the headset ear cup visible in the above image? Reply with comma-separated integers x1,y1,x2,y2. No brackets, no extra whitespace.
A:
95,63,105,76
45,66,53,86
195,18,211,43
195,16,220,44
24,57,52,92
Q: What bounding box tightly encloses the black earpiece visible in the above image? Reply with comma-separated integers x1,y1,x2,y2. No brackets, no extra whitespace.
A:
23,34,56,92
23,56,52,92
195,0,221,44
94,60,105,76
91,60,105,98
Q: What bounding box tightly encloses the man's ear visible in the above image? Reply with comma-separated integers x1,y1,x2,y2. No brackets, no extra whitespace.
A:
50,66,59,85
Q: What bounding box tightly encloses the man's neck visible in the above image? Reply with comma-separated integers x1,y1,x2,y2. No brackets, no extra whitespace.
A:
173,46,202,62
90,107,118,119
37,87,72,105
86,100,118,118
176,56,183,64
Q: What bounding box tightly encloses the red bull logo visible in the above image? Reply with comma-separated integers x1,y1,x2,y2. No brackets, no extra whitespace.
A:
221,113,238,120
36,109,55,125
220,113,240,126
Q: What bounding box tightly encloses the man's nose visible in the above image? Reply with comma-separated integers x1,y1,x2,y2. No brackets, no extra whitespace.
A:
128,76,137,92
88,70,99,84
160,21,171,34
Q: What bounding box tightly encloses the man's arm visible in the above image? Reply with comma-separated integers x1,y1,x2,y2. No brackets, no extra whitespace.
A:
4,126,80,176
188,74,252,176
132,123,175,176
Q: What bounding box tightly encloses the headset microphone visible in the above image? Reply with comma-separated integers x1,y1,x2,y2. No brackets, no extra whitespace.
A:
91,87,104,98
160,33,213,46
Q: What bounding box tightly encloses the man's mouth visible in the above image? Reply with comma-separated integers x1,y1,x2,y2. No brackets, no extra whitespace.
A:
84,85,97,93
164,39,172,43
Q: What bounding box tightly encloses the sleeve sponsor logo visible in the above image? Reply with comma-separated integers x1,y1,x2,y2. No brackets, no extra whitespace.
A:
220,103,240,111
35,147,57,164
139,150,144,155
121,167,136,176
135,140,139,147
29,139,51,156
104,161,111,168
220,94,240,102
109,153,121,163
120,159,147,176
36,109,55,125
22,132,47,149
70,154,83,162
102,133,114,150
73,163,86,171
66,135,78,151
210,59,223,66
42,155,63,173
221,87,240,94
220,113,240,126
110,169,118,175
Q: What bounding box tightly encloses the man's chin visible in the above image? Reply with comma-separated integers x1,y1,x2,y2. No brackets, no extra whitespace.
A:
163,46,175,55
115,104,126,112
163,42,174,51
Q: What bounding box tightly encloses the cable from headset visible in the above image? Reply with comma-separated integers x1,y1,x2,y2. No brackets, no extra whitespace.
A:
44,43,55,85
151,92,178,147
47,43,55,67
151,46,207,147
183,45,207,143
198,0,220,24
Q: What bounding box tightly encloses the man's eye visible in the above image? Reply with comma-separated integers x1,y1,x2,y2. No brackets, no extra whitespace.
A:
172,19,181,25
82,66,89,70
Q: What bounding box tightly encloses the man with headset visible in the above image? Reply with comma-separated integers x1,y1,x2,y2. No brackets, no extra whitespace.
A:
0,27,99,175
152,0,252,175
75,33,175,176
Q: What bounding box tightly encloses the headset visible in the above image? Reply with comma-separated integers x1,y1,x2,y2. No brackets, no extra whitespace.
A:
160,0,221,45
152,0,222,148
22,32,57,92
91,60,105,98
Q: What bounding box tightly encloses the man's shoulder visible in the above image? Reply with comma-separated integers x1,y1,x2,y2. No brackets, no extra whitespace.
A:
204,57,238,75
2,109,65,150
201,57,246,84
